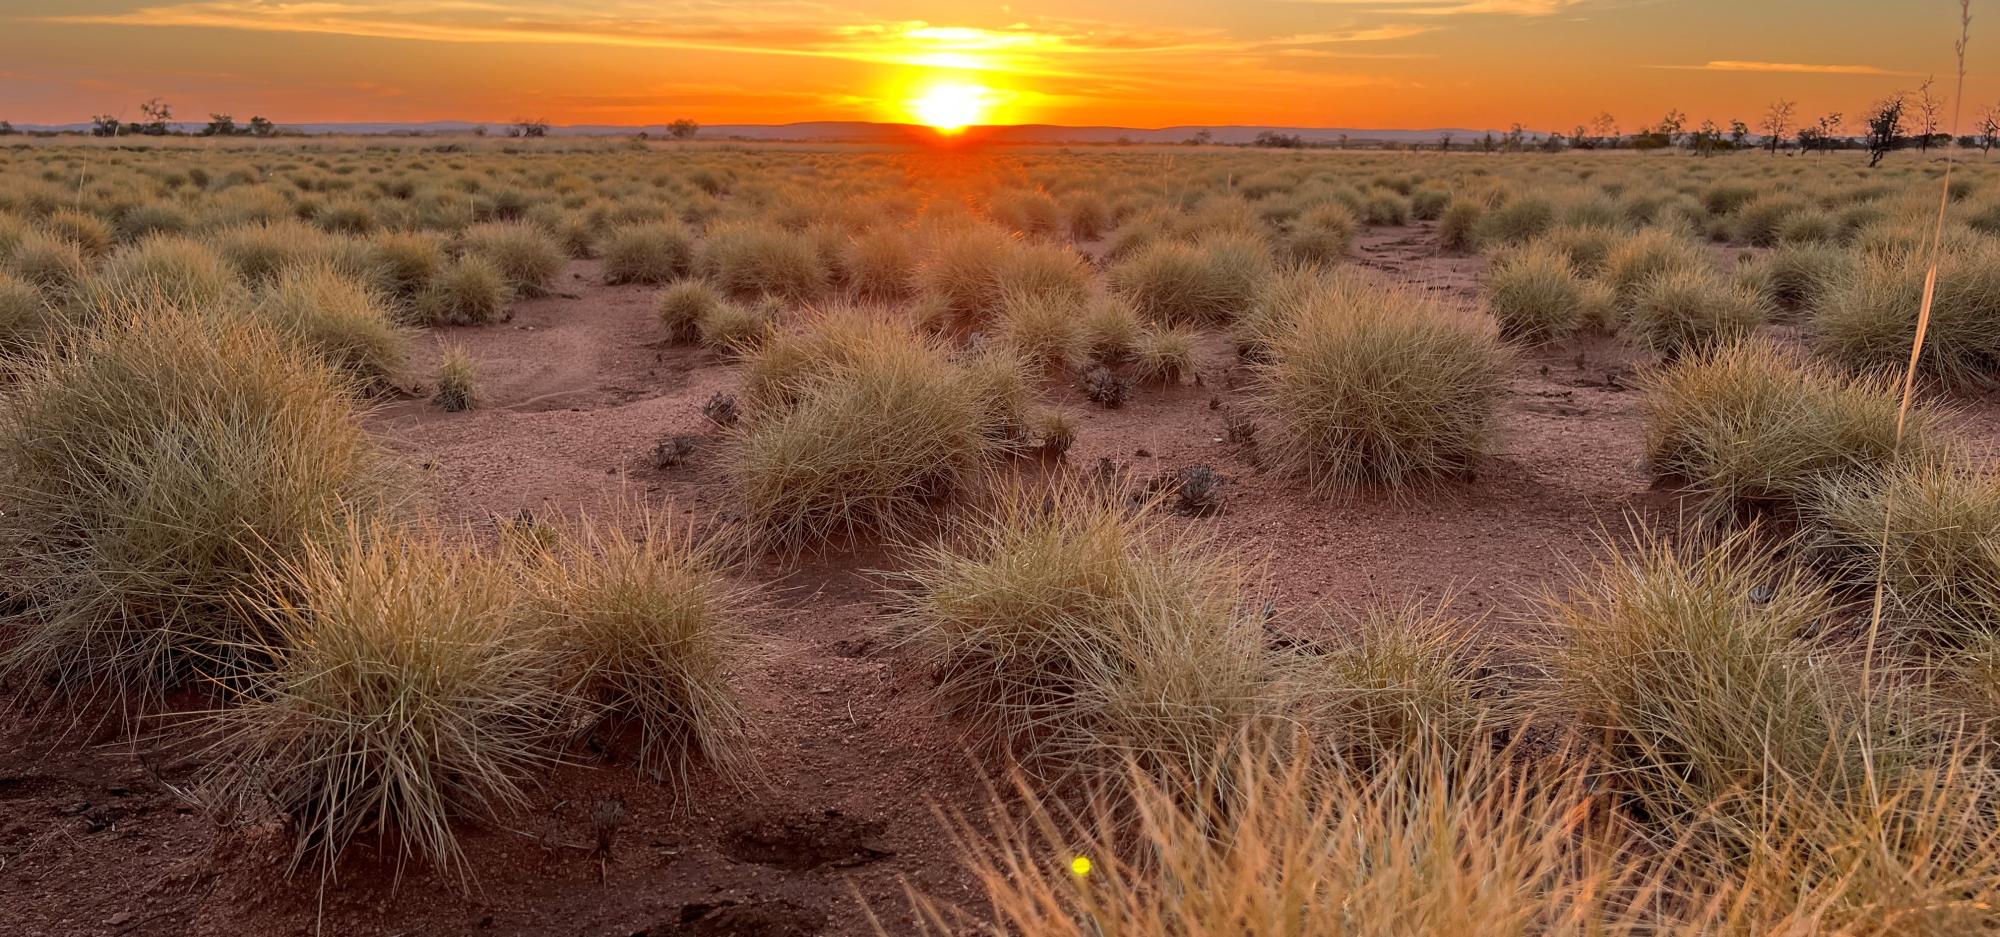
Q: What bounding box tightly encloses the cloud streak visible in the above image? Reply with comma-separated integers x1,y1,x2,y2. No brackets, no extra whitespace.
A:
1650,60,1908,76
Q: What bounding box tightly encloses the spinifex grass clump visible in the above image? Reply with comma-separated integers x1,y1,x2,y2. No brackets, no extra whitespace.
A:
201,522,568,880
698,221,829,301
734,316,1007,552
1539,530,1916,851
656,278,728,343
1808,459,2000,643
0,306,380,697
417,254,512,326
1110,232,1271,326
1640,340,1946,523
433,344,480,412
1284,203,1356,266
0,272,61,354
529,509,756,784
996,288,1086,370
256,263,408,389
890,482,1277,786
601,221,696,285
1753,242,1850,313
1255,280,1507,490
1285,604,1498,770
74,235,249,319
1602,228,1713,302
1816,244,2000,388
1625,267,1768,360
1485,242,1610,343
461,221,566,297
918,740,1656,937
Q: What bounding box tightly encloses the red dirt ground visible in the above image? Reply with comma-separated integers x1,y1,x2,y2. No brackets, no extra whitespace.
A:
6,221,1995,936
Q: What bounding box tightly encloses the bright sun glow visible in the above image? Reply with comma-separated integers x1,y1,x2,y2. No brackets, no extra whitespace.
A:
909,82,993,133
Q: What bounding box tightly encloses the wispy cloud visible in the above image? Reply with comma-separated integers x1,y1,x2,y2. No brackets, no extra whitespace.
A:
1285,0,1591,16
1650,60,1909,76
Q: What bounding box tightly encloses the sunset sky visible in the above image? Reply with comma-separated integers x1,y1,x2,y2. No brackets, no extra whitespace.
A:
1,1,1986,132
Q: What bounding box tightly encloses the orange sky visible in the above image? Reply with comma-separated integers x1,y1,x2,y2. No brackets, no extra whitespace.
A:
1,1,1988,131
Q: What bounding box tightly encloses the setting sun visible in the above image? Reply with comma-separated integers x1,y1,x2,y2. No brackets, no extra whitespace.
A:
909,81,994,134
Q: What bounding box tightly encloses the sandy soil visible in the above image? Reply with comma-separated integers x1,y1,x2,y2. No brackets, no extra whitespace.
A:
5,220,1993,936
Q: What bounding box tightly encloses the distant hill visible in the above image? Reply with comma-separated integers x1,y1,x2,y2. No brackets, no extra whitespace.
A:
9,119,1504,145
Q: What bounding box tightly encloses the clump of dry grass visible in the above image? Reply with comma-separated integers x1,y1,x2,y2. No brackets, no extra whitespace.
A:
1255,280,1507,490
0,272,62,354
1752,242,1850,313
0,305,380,696
1080,295,1142,364
1285,603,1499,770
841,226,916,301
366,230,447,302
45,208,115,257
1437,199,1484,253
1808,459,2000,643
1473,195,1555,247
694,296,776,355
1284,203,1356,266
909,736,1652,937
601,221,696,285
529,509,756,784
1485,242,1608,343
1110,232,1271,325
734,319,1000,552
1640,340,1946,522
1625,267,1768,360
432,344,480,411
417,254,512,326
200,521,568,880
462,220,566,297
656,278,727,343
996,288,1086,371
1129,326,1197,384
698,221,829,301
257,263,408,389
1602,228,1713,301
1816,244,2000,388
74,235,248,319
889,482,1278,785
7,231,90,300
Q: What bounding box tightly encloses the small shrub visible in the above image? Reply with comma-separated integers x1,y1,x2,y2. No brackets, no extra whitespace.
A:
601,221,695,285
1083,365,1133,408
433,344,480,411
1255,281,1508,489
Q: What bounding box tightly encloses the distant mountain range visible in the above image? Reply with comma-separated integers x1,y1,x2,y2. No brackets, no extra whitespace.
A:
8,119,1503,145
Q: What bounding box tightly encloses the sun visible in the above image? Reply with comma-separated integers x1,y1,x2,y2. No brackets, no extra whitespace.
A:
909,82,993,134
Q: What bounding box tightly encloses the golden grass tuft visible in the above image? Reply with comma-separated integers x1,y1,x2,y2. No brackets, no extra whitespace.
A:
1640,340,1946,522
529,508,756,785
256,262,409,389
1255,280,1508,490
0,305,381,696
200,521,567,880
